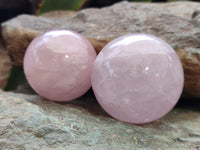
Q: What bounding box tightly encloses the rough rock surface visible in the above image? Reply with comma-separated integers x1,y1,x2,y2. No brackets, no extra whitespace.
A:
0,90,199,150
38,2,200,20
0,38,11,89
41,10,77,18
143,1,200,19
192,8,200,19
1,1,200,98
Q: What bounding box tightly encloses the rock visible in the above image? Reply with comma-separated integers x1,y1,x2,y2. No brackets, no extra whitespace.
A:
0,90,200,149
192,8,200,19
41,10,77,18
0,38,11,89
193,15,200,25
1,1,200,98
143,1,200,19
14,83,36,95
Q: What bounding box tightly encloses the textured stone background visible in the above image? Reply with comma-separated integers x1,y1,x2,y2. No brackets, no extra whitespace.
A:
2,1,200,98
0,1,200,150
0,90,200,150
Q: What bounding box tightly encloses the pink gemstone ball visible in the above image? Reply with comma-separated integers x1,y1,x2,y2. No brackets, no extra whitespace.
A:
24,29,97,101
91,34,184,124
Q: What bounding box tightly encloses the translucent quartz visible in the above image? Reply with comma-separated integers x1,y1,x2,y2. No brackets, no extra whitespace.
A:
24,30,97,101
91,34,184,124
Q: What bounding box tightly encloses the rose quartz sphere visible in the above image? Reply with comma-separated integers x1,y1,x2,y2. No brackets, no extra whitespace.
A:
24,29,97,101
91,34,184,124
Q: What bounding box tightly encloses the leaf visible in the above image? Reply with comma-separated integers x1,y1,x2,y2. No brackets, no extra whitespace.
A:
38,0,88,15
4,66,27,91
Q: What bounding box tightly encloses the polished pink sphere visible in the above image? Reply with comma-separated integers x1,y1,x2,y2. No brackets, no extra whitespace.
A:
24,30,97,101
91,34,184,124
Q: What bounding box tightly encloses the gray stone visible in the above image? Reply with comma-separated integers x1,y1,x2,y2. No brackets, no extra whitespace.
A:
142,1,200,19
1,1,200,98
0,90,200,149
192,8,200,19
39,2,200,20
41,10,77,18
